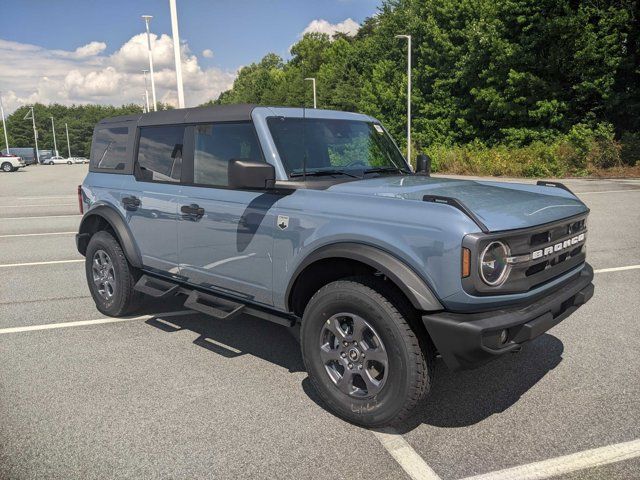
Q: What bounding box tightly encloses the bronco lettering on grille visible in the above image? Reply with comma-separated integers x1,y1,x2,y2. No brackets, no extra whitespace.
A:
532,233,585,260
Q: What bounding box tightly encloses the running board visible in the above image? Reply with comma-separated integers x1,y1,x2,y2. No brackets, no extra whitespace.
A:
134,275,180,298
184,290,245,320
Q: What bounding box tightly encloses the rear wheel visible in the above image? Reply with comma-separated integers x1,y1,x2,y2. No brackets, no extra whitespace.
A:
300,277,434,427
85,231,142,316
1,162,13,172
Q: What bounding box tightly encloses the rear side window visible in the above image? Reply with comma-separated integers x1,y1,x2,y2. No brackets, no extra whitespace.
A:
90,127,129,170
136,126,185,183
193,122,263,187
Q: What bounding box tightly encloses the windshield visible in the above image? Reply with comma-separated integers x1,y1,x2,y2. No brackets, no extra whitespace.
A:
267,117,409,178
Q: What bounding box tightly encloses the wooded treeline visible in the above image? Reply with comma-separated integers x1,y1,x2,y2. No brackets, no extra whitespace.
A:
215,0,640,174
3,0,638,175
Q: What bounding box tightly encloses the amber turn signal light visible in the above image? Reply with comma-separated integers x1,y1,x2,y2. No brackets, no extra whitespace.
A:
461,248,471,278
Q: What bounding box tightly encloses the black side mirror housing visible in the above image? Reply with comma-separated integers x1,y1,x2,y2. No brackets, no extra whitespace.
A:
415,154,431,176
228,159,276,189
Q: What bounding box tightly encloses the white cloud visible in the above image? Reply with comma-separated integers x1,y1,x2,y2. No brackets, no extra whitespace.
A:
301,18,360,37
0,35,236,113
202,49,214,58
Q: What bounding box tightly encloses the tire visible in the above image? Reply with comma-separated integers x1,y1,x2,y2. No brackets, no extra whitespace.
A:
300,277,434,428
67,161,72,165
85,231,142,316
1,162,13,172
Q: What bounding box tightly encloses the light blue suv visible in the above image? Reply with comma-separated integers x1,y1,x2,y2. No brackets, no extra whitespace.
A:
76,105,594,427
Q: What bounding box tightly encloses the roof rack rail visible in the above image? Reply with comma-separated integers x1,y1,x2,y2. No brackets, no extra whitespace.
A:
422,195,489,233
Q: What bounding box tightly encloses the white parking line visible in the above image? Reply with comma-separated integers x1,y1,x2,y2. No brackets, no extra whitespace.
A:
0,203,76,208
0,214,80,220
0,310,197,335
459,438,640,480
0,259,83,268
373,429,442,480
594,264,640,273
0,231,76,238
578,189,640,195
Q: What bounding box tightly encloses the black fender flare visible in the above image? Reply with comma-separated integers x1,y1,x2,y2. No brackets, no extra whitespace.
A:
76,205,143,268
286,243,443,312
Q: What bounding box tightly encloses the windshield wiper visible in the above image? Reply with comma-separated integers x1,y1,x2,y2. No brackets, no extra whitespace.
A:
289,169,361,179
363,166,407,175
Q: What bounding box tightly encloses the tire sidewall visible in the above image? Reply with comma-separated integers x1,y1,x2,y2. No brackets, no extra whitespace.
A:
85,232,128,316
301,283,414,426
2,162,12,172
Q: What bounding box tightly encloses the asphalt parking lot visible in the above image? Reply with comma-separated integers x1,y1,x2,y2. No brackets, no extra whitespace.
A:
1,165,639,480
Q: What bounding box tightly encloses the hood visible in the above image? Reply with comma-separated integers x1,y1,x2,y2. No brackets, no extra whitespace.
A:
328,175,588,232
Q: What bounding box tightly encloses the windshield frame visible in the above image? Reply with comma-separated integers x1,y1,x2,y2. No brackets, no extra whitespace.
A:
265,115,411,180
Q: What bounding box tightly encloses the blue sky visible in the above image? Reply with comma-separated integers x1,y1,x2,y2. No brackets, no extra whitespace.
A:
0,0,381,112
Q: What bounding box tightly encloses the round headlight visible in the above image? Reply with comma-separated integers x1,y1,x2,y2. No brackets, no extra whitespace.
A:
480,241,511,286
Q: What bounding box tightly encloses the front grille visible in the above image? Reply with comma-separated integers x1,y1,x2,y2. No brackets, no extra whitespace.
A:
462,213,588,296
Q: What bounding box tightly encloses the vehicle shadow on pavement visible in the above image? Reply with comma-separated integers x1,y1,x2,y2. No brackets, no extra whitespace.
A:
396,333,564,432
144,310,306,374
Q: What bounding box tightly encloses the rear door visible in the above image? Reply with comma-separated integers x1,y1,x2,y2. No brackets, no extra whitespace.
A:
177,122,276,306
121,125,184,275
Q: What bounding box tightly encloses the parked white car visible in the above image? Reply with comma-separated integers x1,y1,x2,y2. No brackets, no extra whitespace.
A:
44,156,73,165
1,154,26,172
71,157,89,164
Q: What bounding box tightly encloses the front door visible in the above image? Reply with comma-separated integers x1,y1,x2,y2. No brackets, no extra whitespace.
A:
177,122,275,306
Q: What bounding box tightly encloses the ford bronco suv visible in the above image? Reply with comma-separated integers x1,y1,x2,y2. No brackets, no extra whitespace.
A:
76,105,594,427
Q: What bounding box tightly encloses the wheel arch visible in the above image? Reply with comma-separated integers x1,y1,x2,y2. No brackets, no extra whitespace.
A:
286,242,442,316
76,205,142,268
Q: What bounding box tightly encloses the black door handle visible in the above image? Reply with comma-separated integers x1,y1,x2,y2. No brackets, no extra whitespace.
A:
181,204,205,219
122,196,141,210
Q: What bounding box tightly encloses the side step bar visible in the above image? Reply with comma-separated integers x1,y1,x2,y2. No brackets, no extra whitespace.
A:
135,273,297,327
184,290,245,320
134,275,179,298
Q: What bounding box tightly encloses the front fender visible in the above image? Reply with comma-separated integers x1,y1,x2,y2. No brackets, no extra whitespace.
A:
285,242,443,312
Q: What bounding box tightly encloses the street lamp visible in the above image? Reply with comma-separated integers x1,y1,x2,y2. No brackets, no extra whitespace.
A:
142,69,150,113
169,0,185,108
142,15,158,112
23,106,39,164
65,123,71,158
0,92,9,154
304,77,317,109
395,34,412,162
50,116,58,157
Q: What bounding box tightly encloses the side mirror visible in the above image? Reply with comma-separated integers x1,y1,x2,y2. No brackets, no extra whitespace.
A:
228,159,276,189
415,153,431,176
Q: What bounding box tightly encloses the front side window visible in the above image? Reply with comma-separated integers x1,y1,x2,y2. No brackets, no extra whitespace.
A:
193,122,263,187
266,117,408,178
136,126,185,183
90,127,129,170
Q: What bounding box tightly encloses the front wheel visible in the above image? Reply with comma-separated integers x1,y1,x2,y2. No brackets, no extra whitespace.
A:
300,277,434,427
85,231,142,316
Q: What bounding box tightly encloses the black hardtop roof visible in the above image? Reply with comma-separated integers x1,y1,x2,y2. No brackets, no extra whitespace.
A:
96,104,257,128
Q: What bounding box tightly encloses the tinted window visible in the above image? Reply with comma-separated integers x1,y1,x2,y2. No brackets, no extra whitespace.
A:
193,123,263,187
267,118,407,176
90,127,129,170
136,126,185,183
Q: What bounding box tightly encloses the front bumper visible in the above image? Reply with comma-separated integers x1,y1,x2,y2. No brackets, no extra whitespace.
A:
422,263,594,371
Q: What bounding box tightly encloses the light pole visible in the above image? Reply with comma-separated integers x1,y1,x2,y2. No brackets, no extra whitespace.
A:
23,107,39,164
141,94,147,113
50,117,58,156
395,34,412,162
142,69,150,112
0,92,9,154
65,123,71,158
142,15,158,112
169,0,185,108
304,77,317,109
